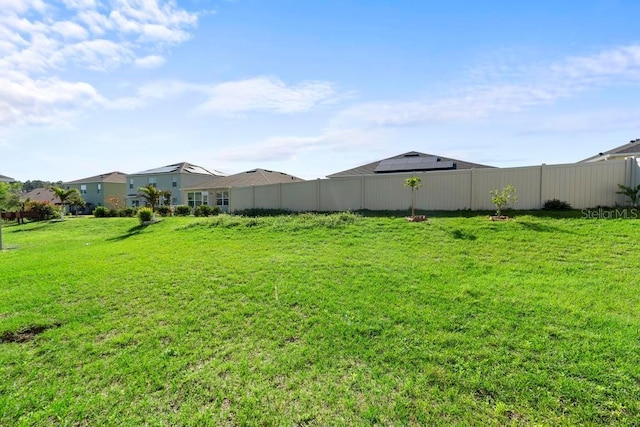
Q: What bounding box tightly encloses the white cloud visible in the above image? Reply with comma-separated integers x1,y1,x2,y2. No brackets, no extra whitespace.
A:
62,0,98,9
198,77,337,114
0,0,199,126
134,54,165,68
0,73,105,125
52,21,89,40
61,39,135,71
0,0,47,13
135,77,340,115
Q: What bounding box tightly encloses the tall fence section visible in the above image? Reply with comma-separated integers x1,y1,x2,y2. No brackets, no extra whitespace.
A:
230,158,640,212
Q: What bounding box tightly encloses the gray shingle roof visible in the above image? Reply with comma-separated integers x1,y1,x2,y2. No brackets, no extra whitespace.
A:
327,151,494,177
64,171,127,184
20,188,58,204
183,169,303,190
580,139,640,162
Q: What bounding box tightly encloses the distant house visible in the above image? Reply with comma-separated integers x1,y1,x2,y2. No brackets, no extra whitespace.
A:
182,168,303,212
64,171,127,211
580,139,640,162
327,151,493,178
0,174,15,183
126,162,224,208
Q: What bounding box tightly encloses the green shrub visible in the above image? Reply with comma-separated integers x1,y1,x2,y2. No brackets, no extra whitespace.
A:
233,208,292,217
157,206,173,217
93,206,109,218
118,207,136,217
137,207,153,224
194,205,214,217
543,199,572,210
175,205,191,216
108,209,118,217
25,201,59,221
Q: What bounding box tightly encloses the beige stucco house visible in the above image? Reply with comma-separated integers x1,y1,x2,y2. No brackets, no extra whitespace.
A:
182,168,303,212
64,171,127,211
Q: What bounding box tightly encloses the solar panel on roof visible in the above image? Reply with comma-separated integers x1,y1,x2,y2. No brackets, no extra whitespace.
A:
135,165,180,174
374,158,455,173
184,165,213,175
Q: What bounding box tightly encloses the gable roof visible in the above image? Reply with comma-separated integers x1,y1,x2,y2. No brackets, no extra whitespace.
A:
183,168,303,190
21,188,58,204
64,171,127,185
130,162,225,177
580,139,640,162
327,151,493,178
0,174,15,182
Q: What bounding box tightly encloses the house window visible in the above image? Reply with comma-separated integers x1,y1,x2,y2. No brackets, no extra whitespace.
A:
203,193,209,206
187,192,203,207
129,179,133,189
172,197,178,205
216,190,229,207
97,184,101,194
148,177,157,188
172,178,177,188
80,184,87,194
132,200,139,208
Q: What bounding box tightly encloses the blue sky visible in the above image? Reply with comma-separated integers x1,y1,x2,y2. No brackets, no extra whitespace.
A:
1,0,639,182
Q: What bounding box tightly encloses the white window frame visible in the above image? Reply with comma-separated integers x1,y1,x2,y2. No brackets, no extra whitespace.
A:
216,190,229,207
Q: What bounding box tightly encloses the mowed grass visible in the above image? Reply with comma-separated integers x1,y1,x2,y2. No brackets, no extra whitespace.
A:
1,212,639,425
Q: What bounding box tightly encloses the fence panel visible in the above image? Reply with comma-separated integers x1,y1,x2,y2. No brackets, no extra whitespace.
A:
418,170,472,210
229,186,254,211
282,181,319,211
541,160,628,208
254,184,281,209
320,178,363,211
228,159,633,212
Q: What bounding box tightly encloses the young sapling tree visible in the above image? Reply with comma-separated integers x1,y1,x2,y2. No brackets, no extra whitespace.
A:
490,184,518,217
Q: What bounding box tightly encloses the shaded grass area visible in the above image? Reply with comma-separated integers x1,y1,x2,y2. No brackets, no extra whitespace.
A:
1,213,639,425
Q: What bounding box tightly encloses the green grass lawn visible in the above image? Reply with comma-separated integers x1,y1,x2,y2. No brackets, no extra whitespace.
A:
1,212,639,425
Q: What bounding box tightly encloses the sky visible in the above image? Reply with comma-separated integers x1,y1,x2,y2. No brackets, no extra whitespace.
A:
1,0,639,182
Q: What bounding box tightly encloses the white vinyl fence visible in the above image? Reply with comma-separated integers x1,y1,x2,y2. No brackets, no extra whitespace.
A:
230,158,640,212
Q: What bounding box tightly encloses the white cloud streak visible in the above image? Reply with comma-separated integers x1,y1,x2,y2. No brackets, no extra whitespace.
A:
336,44,640,128
136,76,340,114
216,128,389,162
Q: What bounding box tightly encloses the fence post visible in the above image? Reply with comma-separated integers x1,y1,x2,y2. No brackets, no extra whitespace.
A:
361,176,365,210
317,179,321,211
539,164,545,209
470,168,476,210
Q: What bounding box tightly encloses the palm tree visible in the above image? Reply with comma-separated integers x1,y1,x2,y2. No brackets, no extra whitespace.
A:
404,176,422,217
137,185,170,212
50,187,79,220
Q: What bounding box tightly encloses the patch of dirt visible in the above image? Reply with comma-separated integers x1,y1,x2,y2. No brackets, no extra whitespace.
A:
221,398,231,411
0,323,61,343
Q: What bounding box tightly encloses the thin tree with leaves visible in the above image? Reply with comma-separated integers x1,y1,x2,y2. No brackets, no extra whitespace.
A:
616,184,640,207
50,187,80,220
137,185,171,213
404,176,422,217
